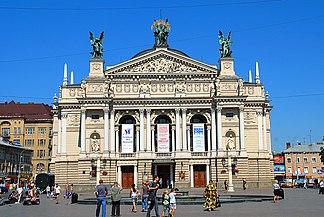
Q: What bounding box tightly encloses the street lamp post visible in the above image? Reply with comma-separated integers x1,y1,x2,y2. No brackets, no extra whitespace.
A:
227,151,234,192
17,149,27,185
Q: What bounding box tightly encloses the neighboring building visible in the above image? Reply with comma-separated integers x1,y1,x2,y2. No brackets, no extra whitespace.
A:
0,137,33,183
273,154,285,181
0,101,53,177
51,20,273,191
283,142,324,182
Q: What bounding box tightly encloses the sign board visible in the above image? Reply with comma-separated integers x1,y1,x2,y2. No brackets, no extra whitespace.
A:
273,155,284,164
121,124,134,153
193,124,205,152
274,164,285,174
318,169,323,175
157,124,169,152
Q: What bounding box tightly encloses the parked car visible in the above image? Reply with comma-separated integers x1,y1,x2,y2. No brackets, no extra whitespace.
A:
280,181,294,188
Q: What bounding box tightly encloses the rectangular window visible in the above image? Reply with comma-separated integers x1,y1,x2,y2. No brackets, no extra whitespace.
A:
304,167,308,174
312,157,316,163
2,128,10,136
38,139,46,146
297,167,301,174
38,150,45,158
38,128,46,135
17,127,21,134
296,157,300,163
225,113,234,118
312,167,317,173
92,114,100,119
288,167,292,173
287,157,291,163
14,127,17,135
49,128,52,136
25,139,34,146
303,157,308,163
26,128,35,135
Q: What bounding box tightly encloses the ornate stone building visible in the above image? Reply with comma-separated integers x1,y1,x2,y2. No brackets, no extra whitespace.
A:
51,22,273,190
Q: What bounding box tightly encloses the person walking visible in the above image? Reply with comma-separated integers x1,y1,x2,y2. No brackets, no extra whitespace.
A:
146,175,160,217
169,188,177,217
141,181,149,212
223,180,228,192
242,178,247,190
273,180,281,203
130,183,138,212
161,189,170,217
54,183,61,204
46,185,51,198
204,180,218,211
111,182,122,217
95,179,109,217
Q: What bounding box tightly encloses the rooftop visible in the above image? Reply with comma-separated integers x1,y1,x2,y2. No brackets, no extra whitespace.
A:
283,143,324,153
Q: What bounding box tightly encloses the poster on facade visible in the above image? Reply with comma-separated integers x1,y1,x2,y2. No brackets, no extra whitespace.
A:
274,164,285,174
193,124,205,152
157,124,169,152
121,124,134,153
273,155,284,164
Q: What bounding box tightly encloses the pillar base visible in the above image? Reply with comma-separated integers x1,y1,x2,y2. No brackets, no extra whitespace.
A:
228,184,235,192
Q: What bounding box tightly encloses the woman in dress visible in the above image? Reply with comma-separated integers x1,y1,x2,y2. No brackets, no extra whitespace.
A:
204,180,218,211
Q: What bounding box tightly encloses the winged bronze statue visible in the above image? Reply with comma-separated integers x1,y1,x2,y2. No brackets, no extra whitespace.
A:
90,31,104,58
218,31,232,58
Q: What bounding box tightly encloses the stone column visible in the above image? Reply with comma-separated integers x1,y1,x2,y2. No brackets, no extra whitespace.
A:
207,125,211,152
263,111,268,151
96,158,101,184
190,164,194,188
171,126,175,153
257,111,263,151
117,166,122,184
206,164,210,183
115,127,119,153
57,113,62,154
227,154,234,192
239,107,246,152
182,109,187,151
80,109,86,153
187,126,191,152
110,110,115,153
61,113,67,154
216,107,223,150
151,126,155,152
134,165,138,186
140,109,145,151
170,165,174,188
136,126,140,152
211,109,217,151
146,109,151,151
104,108,109,153
175,109,181,151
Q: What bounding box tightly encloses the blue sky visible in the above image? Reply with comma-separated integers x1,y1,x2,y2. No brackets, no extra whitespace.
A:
0,0,323,152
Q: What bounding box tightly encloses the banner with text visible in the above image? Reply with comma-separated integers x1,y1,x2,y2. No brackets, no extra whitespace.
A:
121,124,134,153
157,124,169,152
193,124,205,152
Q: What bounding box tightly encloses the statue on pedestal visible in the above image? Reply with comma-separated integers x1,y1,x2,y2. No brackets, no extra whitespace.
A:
152,19,170,48
90,31,104,58
218,31,232,58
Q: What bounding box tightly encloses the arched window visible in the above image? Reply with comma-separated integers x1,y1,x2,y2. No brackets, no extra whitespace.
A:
154,115,172,152
190,115,208,152
119,115,136,153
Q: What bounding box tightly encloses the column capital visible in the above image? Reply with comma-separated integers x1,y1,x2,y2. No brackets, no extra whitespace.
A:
182,108,187,113
103,108,109,113
110,109,115,115
139,109,144,114
216,107,222,113
151,126,155,131
61,113,68,119
175,108,180,114
239,107,244,113
257,111,263,117
171,126,176,131
186,125,190,131
146,109,151,114
114,126,119,131
136,126,140,131
81,108,86,113
207,125,212,130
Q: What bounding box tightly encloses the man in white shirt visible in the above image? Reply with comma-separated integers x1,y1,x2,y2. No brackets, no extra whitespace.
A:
16,185,23,204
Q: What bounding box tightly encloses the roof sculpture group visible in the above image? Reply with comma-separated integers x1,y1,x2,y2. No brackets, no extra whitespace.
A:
89,20,232,59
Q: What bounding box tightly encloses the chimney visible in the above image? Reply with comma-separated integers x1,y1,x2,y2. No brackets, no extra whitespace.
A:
286,142,291,149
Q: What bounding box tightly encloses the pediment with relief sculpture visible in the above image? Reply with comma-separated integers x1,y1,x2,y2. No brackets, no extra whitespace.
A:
106,48,218,74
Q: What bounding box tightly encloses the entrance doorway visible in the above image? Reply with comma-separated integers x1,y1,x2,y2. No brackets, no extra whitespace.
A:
122,166,134,189
194,165,206,187
156,165,172,188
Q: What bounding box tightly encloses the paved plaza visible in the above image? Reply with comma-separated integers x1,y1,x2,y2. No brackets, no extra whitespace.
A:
1,188,323,217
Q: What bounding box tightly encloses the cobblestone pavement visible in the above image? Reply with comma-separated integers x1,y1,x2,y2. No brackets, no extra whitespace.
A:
1,188,323,217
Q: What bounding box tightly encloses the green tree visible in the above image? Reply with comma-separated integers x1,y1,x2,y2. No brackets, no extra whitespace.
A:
320,147,324,164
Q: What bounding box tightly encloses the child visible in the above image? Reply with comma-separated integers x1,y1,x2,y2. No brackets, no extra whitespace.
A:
169,188,177,217
162,189,170,217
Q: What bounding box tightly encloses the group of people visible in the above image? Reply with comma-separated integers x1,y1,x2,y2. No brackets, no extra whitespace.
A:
95,175,178,217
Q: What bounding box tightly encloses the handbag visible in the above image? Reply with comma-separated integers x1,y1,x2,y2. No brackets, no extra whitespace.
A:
216,197,221,207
